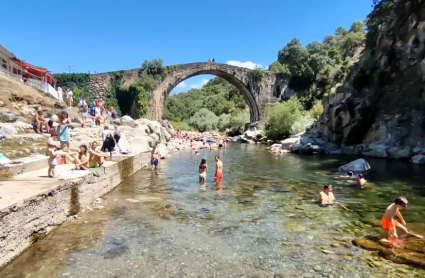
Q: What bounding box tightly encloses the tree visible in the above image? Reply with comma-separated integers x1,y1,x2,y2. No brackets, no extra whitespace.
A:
350,21,365,33
278,38,310,76
341,32,366,56
141,59,164,75
228,109,249,135
306,41,333,82
335,27,348,36
188,108,218,132
268,61,290,74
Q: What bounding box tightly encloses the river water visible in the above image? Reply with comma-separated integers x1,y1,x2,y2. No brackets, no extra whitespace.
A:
1,144,425,278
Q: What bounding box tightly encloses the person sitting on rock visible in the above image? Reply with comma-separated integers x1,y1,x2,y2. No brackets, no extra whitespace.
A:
32,111,50,133
88,141,107,168
381,197,408,241
74,144,89,170
319,184,335,206
353,174,367,189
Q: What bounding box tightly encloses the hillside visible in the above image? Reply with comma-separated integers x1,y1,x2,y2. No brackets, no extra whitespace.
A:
0,74,56,116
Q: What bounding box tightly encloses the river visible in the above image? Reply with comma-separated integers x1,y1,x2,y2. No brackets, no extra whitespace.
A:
1,143,425,278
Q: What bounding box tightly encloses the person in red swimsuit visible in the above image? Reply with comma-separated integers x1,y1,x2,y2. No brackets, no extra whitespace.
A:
214,155,223,181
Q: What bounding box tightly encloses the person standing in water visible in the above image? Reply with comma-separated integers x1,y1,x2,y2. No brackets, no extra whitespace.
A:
381,197,408,241
199,158,208,184
151,145,160,171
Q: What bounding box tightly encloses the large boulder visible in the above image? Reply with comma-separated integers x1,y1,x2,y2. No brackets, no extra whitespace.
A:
156,143,169,159
243,130,262,141
387,146,413,160
1,112,18,123
411,155,425,164
339,158,371,173
0,124,18,135
362,143,388,158
120,116,136,128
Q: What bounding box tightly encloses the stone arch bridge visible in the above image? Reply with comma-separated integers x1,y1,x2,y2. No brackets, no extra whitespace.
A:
89,62,290,124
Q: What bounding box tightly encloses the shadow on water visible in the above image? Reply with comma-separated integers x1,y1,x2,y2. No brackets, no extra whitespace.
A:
1,144,425,278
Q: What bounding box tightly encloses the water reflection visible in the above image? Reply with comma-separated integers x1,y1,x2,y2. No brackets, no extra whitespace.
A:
1,144,424,278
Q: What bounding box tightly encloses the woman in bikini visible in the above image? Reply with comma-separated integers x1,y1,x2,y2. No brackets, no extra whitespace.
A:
199,159,208,184
74,144,89,170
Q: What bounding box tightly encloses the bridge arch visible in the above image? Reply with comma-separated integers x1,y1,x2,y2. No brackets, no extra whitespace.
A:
150,63,263,123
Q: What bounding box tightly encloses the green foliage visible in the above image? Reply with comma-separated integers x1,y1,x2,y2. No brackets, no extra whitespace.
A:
268,61,290,73
291,113,315,135
165,77,246,121
265,96,305,139
350,21,365,33
308,99,324,119
169,120,191,131
141,59,164,75
251,66,264,81
265,96,321,139
217,114,231,131
188,108,218,132
365,0,395,47
54,73,91,106
228,109,250,135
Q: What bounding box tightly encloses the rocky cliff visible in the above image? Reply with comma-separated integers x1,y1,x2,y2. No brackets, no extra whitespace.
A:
317,0,425,163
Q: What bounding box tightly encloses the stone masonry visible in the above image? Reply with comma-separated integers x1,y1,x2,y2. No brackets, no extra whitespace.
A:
88,63,290,124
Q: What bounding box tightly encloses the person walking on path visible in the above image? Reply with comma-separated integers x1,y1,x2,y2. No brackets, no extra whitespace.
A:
57,86,63,102
66,89,73,107
101,126,115,157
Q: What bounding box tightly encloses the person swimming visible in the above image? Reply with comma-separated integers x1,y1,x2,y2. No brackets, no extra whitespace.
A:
319,184,335,206
199,158,208,184
353,174,367,189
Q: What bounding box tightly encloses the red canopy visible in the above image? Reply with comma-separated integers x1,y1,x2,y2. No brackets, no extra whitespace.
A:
13,59,56,84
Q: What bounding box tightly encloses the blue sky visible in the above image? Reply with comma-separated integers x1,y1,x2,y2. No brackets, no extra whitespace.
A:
1,0,372,94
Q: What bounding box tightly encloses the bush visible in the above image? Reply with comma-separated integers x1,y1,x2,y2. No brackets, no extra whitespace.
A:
309,100,324,119
217,114,230,132
169,121,191,131
188,108,218,132
228,109,249,135
252,66,264,81
265,96,305,139
141,59,164,75
291,113,315,135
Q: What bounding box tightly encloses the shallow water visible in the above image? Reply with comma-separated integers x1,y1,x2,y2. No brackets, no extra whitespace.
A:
1,144,425,278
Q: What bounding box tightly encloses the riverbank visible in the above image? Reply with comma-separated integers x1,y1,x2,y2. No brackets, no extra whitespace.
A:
0,151,150,268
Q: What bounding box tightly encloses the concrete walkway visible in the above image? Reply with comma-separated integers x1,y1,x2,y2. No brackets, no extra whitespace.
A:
0,157,120,212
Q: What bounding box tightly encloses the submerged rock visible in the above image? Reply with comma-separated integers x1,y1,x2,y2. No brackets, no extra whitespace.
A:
353,236,425,268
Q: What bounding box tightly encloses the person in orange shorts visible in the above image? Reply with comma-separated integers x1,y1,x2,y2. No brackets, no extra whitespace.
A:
381,197,408,240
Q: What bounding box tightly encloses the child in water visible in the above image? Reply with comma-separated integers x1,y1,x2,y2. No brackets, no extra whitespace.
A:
319,184,335,206
381,197,408,240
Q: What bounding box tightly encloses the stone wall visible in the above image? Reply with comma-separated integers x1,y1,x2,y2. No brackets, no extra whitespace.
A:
0,152,150,268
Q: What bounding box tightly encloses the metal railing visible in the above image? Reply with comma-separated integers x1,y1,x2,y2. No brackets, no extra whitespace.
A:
0,62,58,98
